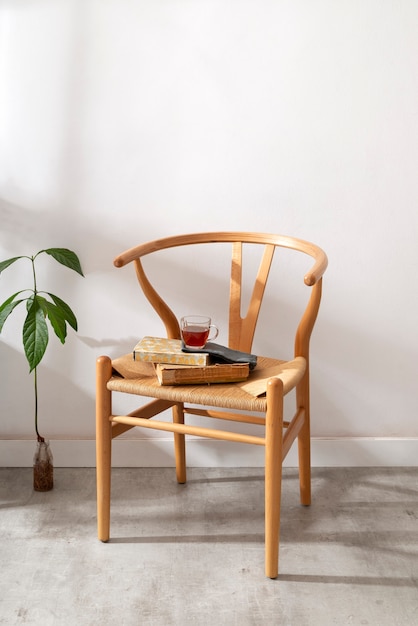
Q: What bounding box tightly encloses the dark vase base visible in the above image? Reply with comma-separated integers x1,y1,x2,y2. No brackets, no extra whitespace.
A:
33,440,54,491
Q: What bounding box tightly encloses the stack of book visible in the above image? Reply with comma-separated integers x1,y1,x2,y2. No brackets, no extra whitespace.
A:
133,336,250,385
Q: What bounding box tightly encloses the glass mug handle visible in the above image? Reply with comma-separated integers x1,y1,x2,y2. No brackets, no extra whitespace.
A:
208,324,219,342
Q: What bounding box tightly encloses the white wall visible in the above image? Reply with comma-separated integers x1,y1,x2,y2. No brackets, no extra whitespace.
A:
1,0,417,466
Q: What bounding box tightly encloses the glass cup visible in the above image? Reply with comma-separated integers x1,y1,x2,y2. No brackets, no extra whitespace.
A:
180,315,219,349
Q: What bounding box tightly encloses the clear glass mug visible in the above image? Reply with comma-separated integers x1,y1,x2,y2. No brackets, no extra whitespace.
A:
180,315,219,349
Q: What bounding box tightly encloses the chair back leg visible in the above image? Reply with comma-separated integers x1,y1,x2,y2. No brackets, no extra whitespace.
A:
296,373,311,506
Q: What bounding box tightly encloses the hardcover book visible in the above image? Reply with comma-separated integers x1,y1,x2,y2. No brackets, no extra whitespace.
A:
133,336,209,366
154,362,250,386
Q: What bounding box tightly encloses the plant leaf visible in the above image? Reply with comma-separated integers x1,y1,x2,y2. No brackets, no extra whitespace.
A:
43,299,67,344
23,298,49,371
0,256,24,275
47,293,78,331
33,293,47,313
0,292,27,332
42,248,84,277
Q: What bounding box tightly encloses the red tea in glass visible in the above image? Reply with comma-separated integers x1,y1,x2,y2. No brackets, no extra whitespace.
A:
180,315,219,349
181,326,210,348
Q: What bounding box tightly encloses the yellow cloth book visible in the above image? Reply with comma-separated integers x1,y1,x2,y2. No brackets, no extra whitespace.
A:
133,336,209,366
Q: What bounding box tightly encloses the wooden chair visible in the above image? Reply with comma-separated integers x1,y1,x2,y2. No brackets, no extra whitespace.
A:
96,232,328,578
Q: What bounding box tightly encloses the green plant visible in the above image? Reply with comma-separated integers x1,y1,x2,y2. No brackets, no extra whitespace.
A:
0,248,84,441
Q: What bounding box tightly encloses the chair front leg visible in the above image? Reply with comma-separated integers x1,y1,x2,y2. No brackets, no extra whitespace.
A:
96,356,113,542
265,377,284,579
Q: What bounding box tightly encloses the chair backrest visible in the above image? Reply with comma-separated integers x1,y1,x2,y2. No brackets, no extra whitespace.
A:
114,232,328,359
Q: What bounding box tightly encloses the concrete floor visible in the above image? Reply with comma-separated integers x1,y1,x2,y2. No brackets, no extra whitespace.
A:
0,467,417,625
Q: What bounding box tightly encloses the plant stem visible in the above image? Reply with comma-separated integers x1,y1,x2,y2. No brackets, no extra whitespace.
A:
34,366,43,442
31,254,37,293
31,256,43,443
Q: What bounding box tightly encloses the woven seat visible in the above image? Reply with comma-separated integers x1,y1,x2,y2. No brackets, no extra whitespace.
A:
96,231,327,578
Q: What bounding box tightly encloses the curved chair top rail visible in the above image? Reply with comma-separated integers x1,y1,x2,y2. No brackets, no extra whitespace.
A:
113,232,328,286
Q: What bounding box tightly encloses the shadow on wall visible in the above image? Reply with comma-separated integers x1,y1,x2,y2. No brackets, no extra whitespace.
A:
0,196,120,270
309,312,418,438
0,195,172,279
0,342,93,439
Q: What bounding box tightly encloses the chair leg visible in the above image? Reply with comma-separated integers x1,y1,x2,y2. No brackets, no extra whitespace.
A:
297,374,311,506
172,403,186,484
265,377,284,579
96,356,113,542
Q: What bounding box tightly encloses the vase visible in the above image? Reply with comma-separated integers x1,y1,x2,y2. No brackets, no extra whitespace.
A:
33,439,54,491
